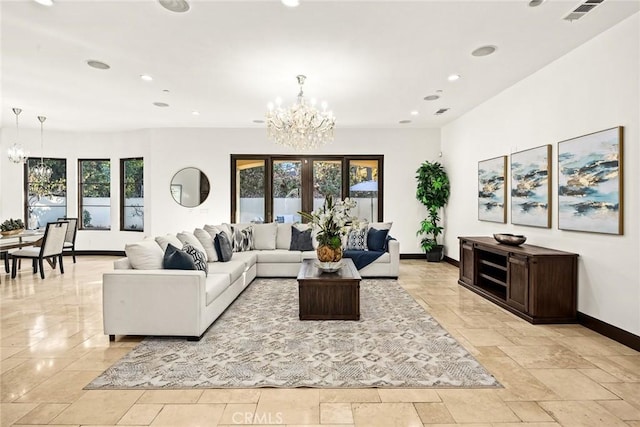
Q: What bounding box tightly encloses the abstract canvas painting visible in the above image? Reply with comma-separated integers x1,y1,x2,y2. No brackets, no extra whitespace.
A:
478,156,507,223
511,145,551,228
558,127,623,234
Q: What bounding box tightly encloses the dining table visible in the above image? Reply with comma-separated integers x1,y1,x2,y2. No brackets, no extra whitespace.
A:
0,229,45,281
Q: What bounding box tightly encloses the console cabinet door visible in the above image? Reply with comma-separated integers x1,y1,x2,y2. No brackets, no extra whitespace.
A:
459,241,475,285
507,255,529,313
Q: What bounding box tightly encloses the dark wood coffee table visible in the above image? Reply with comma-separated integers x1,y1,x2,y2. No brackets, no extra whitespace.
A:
297,258,361,320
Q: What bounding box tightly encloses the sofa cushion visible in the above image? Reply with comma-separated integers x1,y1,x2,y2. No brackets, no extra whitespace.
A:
289,227,314,251
155,234,183,252
230,251,257,271
252,222,277,250
183,243,208,276
367,228,389,252
177,231,208,261
125,239,164,269
214,231,233,262
301,250,317,260
276,223,292,249
205,274,231,305
256,249,302,263
207,260,246,284
162,243,196,271
194,228,218,262
293,223,318,249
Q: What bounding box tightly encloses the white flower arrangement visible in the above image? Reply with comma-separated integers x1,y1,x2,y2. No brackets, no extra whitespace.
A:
299,195,359,249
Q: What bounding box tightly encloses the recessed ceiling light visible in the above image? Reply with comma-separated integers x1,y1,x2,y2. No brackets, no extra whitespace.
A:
399,120,412,124
86,60,110,70
471,45,497,57
447,74,461,82
281,0,300,7
153,102,169,107
529,0,545,7
33,0,54,6
158,0,190,13
140,74,153,81
435,108,450,115
253,119,265,124
410,111,419,116
162,89,170,93
192,111,200,116
424,95,440,101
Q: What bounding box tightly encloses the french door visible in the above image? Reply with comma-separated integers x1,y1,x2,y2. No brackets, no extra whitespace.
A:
231,155,383,224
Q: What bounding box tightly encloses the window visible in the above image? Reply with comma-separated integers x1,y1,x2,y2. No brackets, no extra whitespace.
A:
120,158,144,231
79,159,111,230
24,158,67,229
231,155,383,223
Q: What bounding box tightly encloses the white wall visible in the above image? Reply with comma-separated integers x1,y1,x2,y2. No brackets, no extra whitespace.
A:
1,127,440,252
442,14,639,335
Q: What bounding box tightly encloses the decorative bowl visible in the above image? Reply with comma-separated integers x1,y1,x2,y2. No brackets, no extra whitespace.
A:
314,260,345,273
493,233,527,246
1,228,24,237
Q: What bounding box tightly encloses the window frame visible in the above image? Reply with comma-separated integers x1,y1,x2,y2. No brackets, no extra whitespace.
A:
120,157,144,232
23,157,67,228
231,154,384,223
78,158,111,231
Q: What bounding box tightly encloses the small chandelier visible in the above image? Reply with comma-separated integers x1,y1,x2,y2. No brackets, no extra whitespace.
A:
266,75,335,150
7,108,28,164
32,116,52,182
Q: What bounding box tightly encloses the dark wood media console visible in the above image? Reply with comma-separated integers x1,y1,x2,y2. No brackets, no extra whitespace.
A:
458,236,578,324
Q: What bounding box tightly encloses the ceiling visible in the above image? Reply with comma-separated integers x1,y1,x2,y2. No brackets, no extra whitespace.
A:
1,0,638,132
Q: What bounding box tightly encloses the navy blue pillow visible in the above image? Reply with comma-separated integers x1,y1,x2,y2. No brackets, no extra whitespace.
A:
214,231,233,262
289,227,314,251
367,228,389,252
163,243,196,270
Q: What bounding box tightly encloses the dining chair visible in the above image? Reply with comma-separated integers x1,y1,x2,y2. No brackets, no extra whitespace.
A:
10,221,69,279
58,217,78,263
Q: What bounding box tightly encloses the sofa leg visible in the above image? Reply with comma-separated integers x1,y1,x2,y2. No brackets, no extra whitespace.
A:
187,335,202,342
109,335,115,342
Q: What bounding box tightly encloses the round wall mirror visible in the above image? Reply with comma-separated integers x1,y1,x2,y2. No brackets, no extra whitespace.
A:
170,167,210,207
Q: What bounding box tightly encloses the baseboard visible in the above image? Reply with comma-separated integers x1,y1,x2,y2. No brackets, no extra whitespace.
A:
65,250,126,257
400,253,425,259
577,311,640,352
444,256,459,267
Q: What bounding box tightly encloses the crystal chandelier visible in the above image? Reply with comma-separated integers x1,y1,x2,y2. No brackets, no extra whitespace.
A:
7,108,28,164
266,75,335,150
32,116,52,181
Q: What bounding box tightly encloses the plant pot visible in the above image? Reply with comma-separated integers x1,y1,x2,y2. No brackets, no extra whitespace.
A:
317,245,343,262
1,228,24,237
425,245,444,262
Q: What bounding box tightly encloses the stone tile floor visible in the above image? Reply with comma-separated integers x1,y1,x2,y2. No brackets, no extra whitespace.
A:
1,257,638,426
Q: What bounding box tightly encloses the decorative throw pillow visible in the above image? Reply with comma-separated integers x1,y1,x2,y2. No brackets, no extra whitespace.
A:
214,231,233,262
276,223,292,249
252,222,277,250
155,234,183,252
293,223,318,249
346,228,367,251
176,231,208,261
367,228,389,252
162,243,196,271
232,226,253,252
125,239,164,269
194,228,218,262
183,243,208,276
289,226,314,251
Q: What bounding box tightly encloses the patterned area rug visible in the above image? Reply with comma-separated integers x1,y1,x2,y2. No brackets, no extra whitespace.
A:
87,279,500,389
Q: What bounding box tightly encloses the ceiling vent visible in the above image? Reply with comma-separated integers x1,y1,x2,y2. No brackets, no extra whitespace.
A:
435,108,449,115
563,0,604,21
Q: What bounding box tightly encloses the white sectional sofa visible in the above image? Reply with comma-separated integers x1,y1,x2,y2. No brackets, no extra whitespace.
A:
102,222,399,341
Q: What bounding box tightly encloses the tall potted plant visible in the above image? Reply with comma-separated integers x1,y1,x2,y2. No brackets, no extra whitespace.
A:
416,161,450,262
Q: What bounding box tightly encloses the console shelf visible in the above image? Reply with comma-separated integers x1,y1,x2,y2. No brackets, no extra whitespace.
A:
458,236,578,324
